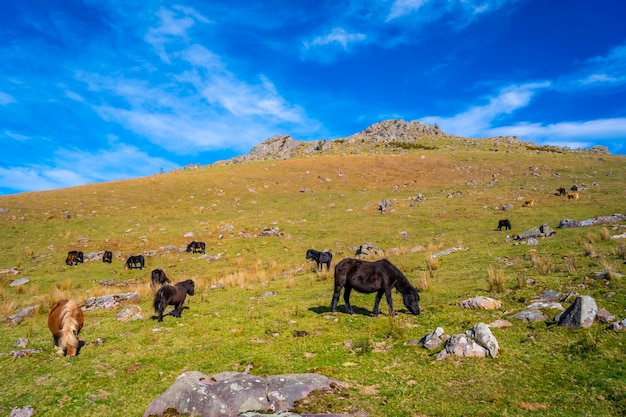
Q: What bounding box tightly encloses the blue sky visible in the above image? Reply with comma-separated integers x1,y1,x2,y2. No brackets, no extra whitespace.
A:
1,0,626,195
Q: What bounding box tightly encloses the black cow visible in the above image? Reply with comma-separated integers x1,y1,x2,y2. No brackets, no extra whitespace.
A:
497,219,511,231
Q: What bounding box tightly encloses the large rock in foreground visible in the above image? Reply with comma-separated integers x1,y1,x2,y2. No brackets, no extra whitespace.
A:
557,296,598,329
144,371,342,417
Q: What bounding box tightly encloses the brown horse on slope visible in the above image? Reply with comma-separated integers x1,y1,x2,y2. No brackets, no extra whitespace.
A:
47,299,84,357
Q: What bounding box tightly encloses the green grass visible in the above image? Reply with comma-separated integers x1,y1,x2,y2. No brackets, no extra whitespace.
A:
1,136,625,416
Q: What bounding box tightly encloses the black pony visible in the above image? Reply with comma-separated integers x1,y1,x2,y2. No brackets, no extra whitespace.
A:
151,268,171,287
186,241,206,254
331,258,420,316
65,250,84,266
153,279,195,322
497,219,512,231
102,250,113,263
125,255,145,270
306,249,333,271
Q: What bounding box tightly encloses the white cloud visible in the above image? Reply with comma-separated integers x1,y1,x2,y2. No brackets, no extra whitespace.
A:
422,81,551,136
487,118,626,141
559,43,626,91
304,27,366,50
387,0,428,21
0,91,15,105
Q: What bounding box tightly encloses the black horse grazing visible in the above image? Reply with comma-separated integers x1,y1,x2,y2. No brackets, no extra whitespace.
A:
102,250,113,263
153,279,195,322
125,255,145,270
306,249,333,271
331,258,420,316
65,251,84,266
151,268,171,287
556,187,567,196
497,219,512,231
186,241,206,254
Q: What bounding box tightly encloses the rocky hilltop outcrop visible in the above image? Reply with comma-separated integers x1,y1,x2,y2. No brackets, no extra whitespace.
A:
218,118,608,165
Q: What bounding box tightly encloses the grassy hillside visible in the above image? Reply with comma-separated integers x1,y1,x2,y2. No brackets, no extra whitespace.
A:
1,133,625,417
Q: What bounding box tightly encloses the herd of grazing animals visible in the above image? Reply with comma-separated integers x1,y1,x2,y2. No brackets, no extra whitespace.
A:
51,182,583,356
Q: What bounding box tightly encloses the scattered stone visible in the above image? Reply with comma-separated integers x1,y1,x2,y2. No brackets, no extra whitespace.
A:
14,338,29,348
250,291,277,300
515,224,556,240
7,349,42,359
436,334,488,360
536,290,562,302
557,296,598,329
2,306,37,326
83,292,140,311
0,267,20,275
595,308,615,324
417,327,446,350
432,246,468,258
607,319,626,331
355,242,379,256
558,214,626,228
488,319,513,328
466,323,499,358
526,301,564,311
509,310,548,322
116,305,145,322
259,227,283,237
9,406,35,417
459,296,502,310
378,199,391,213
9,278,29,287
143,371,342,417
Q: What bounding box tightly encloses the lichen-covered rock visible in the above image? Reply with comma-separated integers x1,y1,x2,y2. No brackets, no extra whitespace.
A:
459,296,502,310
436,334,488,360
143,371,340,417
466,323,499,358
557,296,598,329
509,310,548,323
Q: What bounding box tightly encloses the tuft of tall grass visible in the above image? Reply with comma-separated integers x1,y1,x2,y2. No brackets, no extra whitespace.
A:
416,271,431,292
487,266,505,293
600,227,611,240
583,243,596,257
586,232,598,244
516,271,526,290
529,249,551,275
564,255,577,275
425,254,439,271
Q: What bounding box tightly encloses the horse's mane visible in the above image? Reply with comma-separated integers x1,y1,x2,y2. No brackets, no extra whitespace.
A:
59,300,82,351
380,259,416,293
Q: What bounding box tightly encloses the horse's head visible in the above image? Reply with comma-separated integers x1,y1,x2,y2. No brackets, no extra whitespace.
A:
402,289,421,315
186,280,195,296
305,250,313,259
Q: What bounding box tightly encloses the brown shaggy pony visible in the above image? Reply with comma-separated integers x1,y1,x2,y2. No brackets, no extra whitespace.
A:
47,299,84,357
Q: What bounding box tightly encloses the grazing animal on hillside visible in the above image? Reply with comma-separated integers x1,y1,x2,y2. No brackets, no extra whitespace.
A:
306,249,333,271
125,255,145,270
65,250,84,266
151,268,171,287
186,241,206,254
523,199,535,207
47,299,84,357
567,192,579,200
556,187,567,196
331,258,420,316
153,279,195,322
102,250,113,263
497,219,512,231
571,185,578,191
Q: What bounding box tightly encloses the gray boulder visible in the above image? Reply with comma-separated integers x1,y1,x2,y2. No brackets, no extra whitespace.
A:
466,323,499,358
557,296,598,329
509,310,548,322
418,327,446,350
436,334,488,360
143,371,341,417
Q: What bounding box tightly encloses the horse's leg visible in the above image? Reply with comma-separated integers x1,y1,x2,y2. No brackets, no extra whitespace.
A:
373,290,385,316
343,287,355,314
384,289,395,316
173,302,182,317
330,286,342,312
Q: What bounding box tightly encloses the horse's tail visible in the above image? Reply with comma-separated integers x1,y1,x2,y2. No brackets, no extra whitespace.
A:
58,300,83,356
154,288,165,313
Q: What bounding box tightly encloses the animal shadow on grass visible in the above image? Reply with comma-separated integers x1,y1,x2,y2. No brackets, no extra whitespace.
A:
151,306,190,321
309,305,375,316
